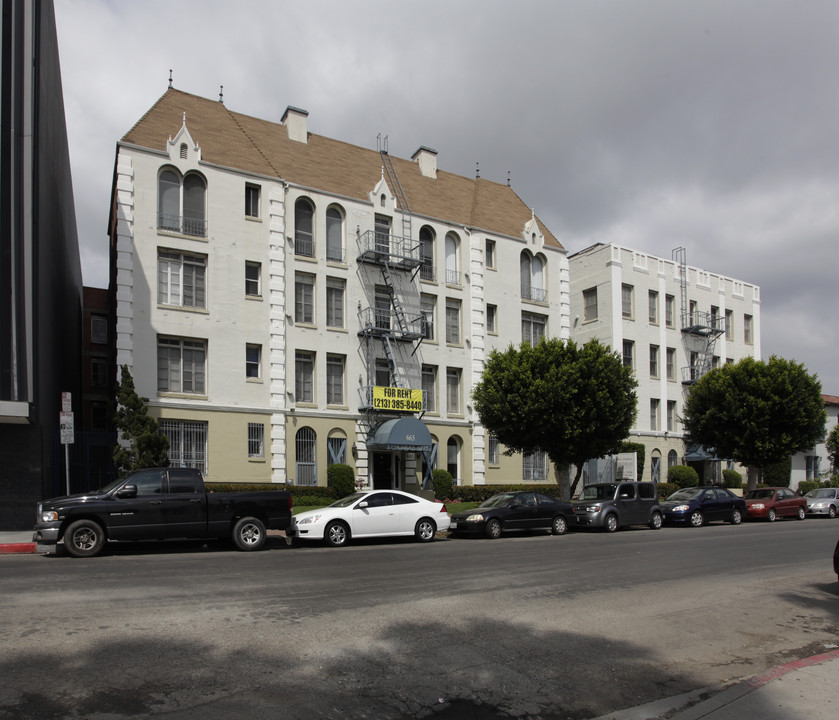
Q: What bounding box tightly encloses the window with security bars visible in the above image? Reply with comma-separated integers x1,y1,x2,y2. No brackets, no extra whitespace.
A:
160,420,208,474
296,427,317,486
523,450,547,481
158,250,206,308
158,337,206,394
328,436,347,465
488,436,499,465
248,423,264,458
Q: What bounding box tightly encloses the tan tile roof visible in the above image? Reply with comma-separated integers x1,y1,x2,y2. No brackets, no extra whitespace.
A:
122,89,563,249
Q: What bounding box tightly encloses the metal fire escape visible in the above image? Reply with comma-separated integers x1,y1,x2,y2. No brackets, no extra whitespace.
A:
674,247,725,385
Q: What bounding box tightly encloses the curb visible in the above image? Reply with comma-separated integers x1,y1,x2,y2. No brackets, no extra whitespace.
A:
0,543,37,555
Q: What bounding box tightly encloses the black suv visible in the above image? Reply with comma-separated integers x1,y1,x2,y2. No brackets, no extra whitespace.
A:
572,482,663,532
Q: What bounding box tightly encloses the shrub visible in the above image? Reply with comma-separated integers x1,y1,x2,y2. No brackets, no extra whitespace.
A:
431,468,453,500
327,463,356,498
762,457,791,487
668,465,699,488
722,470,743,489
657,482,679,499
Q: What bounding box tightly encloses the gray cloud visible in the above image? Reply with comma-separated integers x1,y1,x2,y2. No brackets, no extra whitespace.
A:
54,0,839,391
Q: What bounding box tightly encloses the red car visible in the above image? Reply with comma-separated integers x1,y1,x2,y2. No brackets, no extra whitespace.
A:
744,487,807,522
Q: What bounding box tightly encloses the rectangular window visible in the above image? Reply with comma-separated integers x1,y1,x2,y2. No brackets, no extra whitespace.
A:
248,423,264,458
158,337,206,394
422,365,437,413
621,284,634,319
158,250,206,308
485,239,496,269
160,420,208,474
446,299,460,344
523,450,547,482
744,314,753,344
375,286,392,330
421,295,436,341
583,287,598,322
245,262,261,297
295,273,315,324
648,290,659,324
246,344,261,379
667,401,677,432
326,354,345,405
446,367,461,414
522,312,546,345
711,305,719,330
91,315,107,344
487,304,497,334
326,277,345,329
295,351,314,403
725,309,734,340
622,340,634,370
91,358,108,387
245,184,260,218
689,300,698,326
665,294,675,327
649,345,659,378
375,358,391,387
666,347,676,381
488,436,499,465
650,399,660,431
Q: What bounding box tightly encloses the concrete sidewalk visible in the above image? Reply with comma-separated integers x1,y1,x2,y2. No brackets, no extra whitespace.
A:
0,531,37,554
593,647,839,720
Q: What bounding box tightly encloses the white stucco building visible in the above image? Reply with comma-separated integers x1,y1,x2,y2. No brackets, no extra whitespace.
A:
568,243,761,484
108,88,570,490
791,395,839,489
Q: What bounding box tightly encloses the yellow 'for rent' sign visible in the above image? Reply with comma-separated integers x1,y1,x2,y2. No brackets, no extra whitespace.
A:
372,386,423,412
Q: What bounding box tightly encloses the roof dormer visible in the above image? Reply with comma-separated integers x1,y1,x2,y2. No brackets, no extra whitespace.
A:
167,113,202,163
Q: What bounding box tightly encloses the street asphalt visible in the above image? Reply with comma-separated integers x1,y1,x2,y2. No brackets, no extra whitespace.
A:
2,529,837,720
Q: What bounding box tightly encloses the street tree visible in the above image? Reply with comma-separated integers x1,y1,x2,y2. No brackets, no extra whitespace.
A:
113,365,169,475
682,356,825,486
473,338,637,498
826,424,839,475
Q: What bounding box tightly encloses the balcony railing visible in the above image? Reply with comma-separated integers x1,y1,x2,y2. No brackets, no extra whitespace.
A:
445,269,461,285
522,286,547,303
157,213,207,238
357,307,425,338
420,262,436,281
295,236,315,258
356,230,422,269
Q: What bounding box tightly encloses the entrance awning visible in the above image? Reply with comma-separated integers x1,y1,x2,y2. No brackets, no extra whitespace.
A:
366,417,432,451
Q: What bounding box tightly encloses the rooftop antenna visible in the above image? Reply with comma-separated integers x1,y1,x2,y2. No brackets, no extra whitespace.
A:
168,69,173,89
219,85,224,104
476,161,480,179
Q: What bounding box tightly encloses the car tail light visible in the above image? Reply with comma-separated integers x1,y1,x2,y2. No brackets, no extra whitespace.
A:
439,504,448,513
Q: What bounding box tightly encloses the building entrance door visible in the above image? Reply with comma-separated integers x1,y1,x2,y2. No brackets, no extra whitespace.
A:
373,452,395,489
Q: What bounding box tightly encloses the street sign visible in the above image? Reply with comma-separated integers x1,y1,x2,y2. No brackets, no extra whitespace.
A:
61,392,72,413
59,411,74,445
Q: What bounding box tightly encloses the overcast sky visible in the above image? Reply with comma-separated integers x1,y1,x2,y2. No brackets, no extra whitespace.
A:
54,0,839,393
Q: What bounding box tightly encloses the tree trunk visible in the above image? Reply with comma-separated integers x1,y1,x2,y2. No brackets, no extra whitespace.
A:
746,465,761,490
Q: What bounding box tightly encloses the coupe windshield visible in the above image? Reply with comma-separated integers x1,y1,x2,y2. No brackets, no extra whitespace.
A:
578,484,618,501
480,493,517,508
666,488,702,501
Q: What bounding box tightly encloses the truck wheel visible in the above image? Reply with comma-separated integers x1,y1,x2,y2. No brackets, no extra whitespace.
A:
233,517,266,551
605,514,619,533
64,519,105,558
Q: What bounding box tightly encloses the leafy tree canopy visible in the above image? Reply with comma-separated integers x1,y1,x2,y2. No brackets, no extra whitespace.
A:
113,365,169,475
682,356,825,472
473,338,637,496
826,424,839,475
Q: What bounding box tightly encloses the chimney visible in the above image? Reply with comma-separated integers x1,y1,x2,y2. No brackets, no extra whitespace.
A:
412,146,438,179
282,106,309,143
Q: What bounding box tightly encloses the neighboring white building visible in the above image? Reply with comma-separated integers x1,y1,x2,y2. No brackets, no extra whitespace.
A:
108,88,570,490
791,395,839,490
568,243,761,484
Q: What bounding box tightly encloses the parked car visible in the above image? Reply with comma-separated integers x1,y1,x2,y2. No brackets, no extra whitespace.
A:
288,490,450,547
804,488,839,518
448,491,575,539
32,467,293,557
660,486,746,527
744,487,807,521
572,482,662,532
834,538,839,582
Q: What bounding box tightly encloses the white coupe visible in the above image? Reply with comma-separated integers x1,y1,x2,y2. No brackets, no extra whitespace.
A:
289,490,451,547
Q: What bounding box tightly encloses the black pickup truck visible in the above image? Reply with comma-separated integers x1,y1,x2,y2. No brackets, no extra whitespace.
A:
32,467,292,557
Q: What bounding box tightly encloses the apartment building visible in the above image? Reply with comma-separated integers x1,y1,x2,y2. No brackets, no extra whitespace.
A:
109,88,570,491
791,394,839,489
569,243,761,484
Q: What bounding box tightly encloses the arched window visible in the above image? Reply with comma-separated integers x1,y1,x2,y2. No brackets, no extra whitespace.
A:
422,436,439,482
327,430,347,465
651,450,662,483
295,198,315,257
326,205,344,262
296,427,317,486
179,143,188,159
520,251,546,302
445,232,460,284
157,168,206,237
447,436,461,481
668,449,678,469
419,226,435,281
